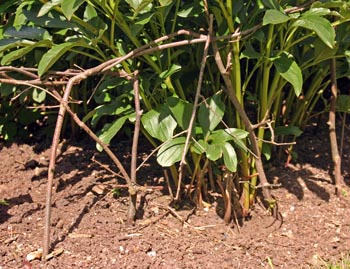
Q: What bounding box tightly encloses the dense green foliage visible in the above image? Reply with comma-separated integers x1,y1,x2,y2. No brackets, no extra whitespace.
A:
1,0,350,212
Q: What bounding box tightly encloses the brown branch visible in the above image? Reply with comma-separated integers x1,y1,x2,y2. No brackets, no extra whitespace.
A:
328,58,345,196
211,34,275,212
127,72,142,224
175,15,213,201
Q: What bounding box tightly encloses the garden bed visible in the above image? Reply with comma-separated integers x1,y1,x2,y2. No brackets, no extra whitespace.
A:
1,128,350,268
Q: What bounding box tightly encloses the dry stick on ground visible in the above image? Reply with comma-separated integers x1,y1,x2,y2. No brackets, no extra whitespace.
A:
211,40,276,213
328,58,346,196
175,15,213,201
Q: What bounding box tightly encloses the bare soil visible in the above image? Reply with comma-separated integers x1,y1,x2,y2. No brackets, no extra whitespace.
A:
1,127,350,269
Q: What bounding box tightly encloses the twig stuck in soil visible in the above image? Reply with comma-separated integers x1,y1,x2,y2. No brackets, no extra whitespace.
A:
175,15,213,201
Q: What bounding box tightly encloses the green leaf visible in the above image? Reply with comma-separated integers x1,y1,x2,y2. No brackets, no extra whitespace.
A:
0,84,17,97
157,137,186,167
241,43,261,59
1,40,52,65
142,105,177,142
159,0,172,6
336,95,350,113
303,8,331,17
273,52,303,96
38,40,85,76
159,64,182,79
274,125,303,137
4,26,49,40
198,95,225,137
24,9,75,29
38,0,63,17
96,116,129,152
61,0,85,20
262,143,272,161
91,99,133,126
191,139,207,155
206,144,223,161
32,88,46,103
167,96,193,130
210,128,249,152
177,6,194,18
313,38,336,64
222,142,237,172
263,10,290,25
261,0,283,11
293,15,335,49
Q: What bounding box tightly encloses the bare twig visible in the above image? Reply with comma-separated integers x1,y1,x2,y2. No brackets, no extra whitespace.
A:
328,58,345,196
127,72,142,224
175,15,213,200
212,32,276,214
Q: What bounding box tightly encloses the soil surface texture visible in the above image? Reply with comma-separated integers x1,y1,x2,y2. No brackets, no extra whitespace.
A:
1,127,350,269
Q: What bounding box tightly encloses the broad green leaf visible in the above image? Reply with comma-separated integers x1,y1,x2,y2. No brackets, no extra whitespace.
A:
135,13,154,25
191,139,207,155
24,9,75,29
96,116,128,152
166,96,193,130
61,0,85,20
222,142,237,172
91,99,133,126
142,105,177,142
0,2,15,13
38,0,63,17
226,128,249,139
210,128,248,152
274,125,303,137
206,144,222,161
273,52,303,96
261,0,283,11
293,15,335,48
263,10,290,25
38,40,85,76
159,0,172,6
0,84,17,97
13,1,33,30
0,39,19,50
1,40,52,65
198,95,225,137
84,4,97,20
133,0,153,19
159,64,182,79
262,143,272,161
157,137,186,167
4,26,49,40
303,8,331,17
177,6,194,18
336,95,350,113
241,43,261,59
1,122,17,141
32,88,46,103
313,38,336,64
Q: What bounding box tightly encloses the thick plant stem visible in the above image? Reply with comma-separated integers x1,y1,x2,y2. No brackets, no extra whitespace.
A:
328,58,345,196
212,41,275,210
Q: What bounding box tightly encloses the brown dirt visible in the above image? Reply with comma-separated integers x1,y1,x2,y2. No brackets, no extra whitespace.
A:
1,128,350,269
